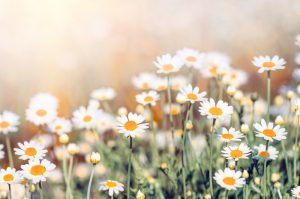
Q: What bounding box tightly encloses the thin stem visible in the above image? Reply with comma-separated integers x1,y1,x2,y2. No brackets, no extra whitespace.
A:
8,184,12,199
266,71,271,123
5,135,14,168
167,75,175,152
127,136,133,199
87,166,95,199
263,140,269,199
209,119,216,196
294,115,300,185
39,182,44,199
148,105,158,165
68,155,74,197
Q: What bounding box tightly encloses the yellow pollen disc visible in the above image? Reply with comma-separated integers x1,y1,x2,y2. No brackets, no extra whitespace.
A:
187,93,198,101
162,64,174,72
124,121,138,131
21,179,28,185
144,96,153,102
36,109,47,117
157,85,166,91
223,177,236,185
0,121,10,128
231,73,237,80
30,165,46,176
99,96,107,100
298,192,300,197
25,147,37,156
55,125,62,131
170,107,180,115
105,180,117,188
262,129,276,138
142,83,150,90
259,151,270,158
209,65,217,76
208,107,223,116
230,149,243,158
3,174,14,182
222,133,234,140
83,115,92,122
186,56,197,62
262,61,275,68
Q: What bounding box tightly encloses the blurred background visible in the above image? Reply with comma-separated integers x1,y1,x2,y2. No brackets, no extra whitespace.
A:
0,0,299,114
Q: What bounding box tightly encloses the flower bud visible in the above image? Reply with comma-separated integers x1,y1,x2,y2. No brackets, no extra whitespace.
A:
287,91,294,100
160,162,168,169
228,160,235,170
250,92,258,102
90,152,101,165
275,115,284,125
186,120,193,130
271,173,280,182
254,177,260,185
241,124,249,134
59,134,69,145
242,170,249,179
274,182,281,189
67,143,79,155
204,193,211,199
118,107,128,116
226,86,236,97
136,190,145,199
187,190,192,197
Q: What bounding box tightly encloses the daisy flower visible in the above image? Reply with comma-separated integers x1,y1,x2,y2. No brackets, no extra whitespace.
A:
14,140,47,160
252,55,286,73
136,90,160,106
254,144,278,160
254,119,287,142
214,168,245,190
72,106,101,130
218,127,244,143
29,93,58,107
222,69,248,88
152,77,168,92
176,48,204,68
221,143,251,161
116,112,149,138
99,180,124,197
132,72,157,90
292,186,300,198
171,75,188,91
90,87,116,101
95,112,115,134
200,52,231,78
21,158,56,184
49,117,72,135
163,103,181,116
32,134,53,148
0,111,20,134
154,54,184,74
0,167,22,184
178,84,206,104
0,144,4,160
199,98,233,119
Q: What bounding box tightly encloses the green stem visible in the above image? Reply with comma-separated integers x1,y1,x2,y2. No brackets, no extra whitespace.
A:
266,71,271,123
8,184,12,199
263,140,269,199
148,105,158,165
39,182,44,199
5,136,14,168
294,115,300,185
68,155,74,196
87,166,95,199
209,119,216,196
167,75,175,153
127,137,133,199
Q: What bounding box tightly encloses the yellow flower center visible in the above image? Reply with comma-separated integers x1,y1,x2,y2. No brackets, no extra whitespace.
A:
222,133,234,140
162,64,174,72
262,61,275,68
262,129,276,138
30,165,46,176
187,93,198,101
186,56,197,62
223,177,236,185
124,121,138,131
209,65,217,76
208,107,223,116
230,149,244,159
36,109,47,117
25,147,37,156
0,121,10,128
170,106,180,115
144,96,153,102
157,85,166,91
105,180,117,188
3,174,14,182
259,151,270,158
231,73,237,80
55,125,62,131
21,179,28,185
83,115,92,122
142,83,150,90
99,95,107,100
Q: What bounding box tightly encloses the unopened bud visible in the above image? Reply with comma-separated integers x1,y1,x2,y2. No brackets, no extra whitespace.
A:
274,182,281,189
287,91,294,99
186,120,193,130
242,170,249,179
136,190,145,199
227,86,236,97
118,107,128,116
254,177,260,185
90,152,101,165
275,115,284,125
67,143,79,155
59,134,69,145
241,124,249,134
271,173,280,182
228,160,235,170
250,92,258,102
204,193,211,199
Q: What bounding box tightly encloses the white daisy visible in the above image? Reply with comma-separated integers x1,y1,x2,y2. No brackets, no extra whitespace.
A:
132,72,157,90
252,55,286,73
116,112,149,138
214,168,245,190
29,93,58,107
254,144,278,160
178,84,206,104
14,140,47,160
222,69,248,88
72,106,101,130
221,143,251,161
199,98,233,120
292,186,300,198
90,87,116,101
136,90,160,106
95,112,115,134
152,77,168,92
163,103,181,116
0,167,22,184
21,158,56,184
99,180,124,197
0,144,4,160
154,54,184,74
200,52,231,78
176,48,204,68
171,75,188,91
0,111,20,135
32,134,53,148
218,127,244,143
254,119,287,142
49,117,72,135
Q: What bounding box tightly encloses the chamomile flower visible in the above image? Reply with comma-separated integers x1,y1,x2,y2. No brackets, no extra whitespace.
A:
90,87,116,101
222,69,248,88
176,48,204,68
200,52,231,78
99,180,124,197
21,158,56,184
221,143,251,161
0,144,4,160
152,77,168,92
0,167,21,184
214,168,245,190
254,144,278,160
0,111,20,134
95,112,115,134
29,93,58,107
163,103,181,116
252,56,286,73
154,54,183,74
14,141,47,160
199,98,233,119
292,186,300,198
178,84,206,104
116,112,149,138
254,119,287,142
136,91,160,106
171,75,188,91
49,117,72,135
132,73,156,90
218,127,244,143
72,106,100,130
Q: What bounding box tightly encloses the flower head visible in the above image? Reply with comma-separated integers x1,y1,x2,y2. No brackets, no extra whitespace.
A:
178,84,206,104
214,168,245,190
254,119,287,142
199,98,233,119
218,127,244,143
154,54,183,74
49,117,72,135
176,48,204,68
0,111,20,135
99,180,124,197
14,140,47,160
72,106,101,130
254,144,278,160
292,186,300,198
252,55,286,73
132,73,157,90
90,87,116,101
136,90,160,106
221,143,251,161
0,167,22,184
200,52,231,78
